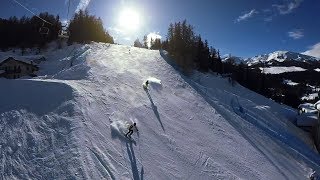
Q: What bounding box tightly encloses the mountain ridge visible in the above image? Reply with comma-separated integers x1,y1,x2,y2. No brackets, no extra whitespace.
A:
223,51,319,66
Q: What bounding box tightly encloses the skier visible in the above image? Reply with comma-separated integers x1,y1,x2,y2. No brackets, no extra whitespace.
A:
143,80,149,90
125,122,138,138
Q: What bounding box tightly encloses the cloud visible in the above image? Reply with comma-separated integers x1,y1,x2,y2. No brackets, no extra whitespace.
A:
302,42,320,58
236,9,258,23
75,0,91,12
147,32,162,48
288,29,304,39
272,0,303,15
264,16,273,22
124,37,131,41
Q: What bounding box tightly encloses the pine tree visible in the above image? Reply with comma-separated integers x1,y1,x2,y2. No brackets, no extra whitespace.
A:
143,35,148,48
68,10,114,44
134,38,142,47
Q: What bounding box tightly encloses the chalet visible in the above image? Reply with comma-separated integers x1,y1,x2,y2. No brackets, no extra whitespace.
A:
0,57,40,79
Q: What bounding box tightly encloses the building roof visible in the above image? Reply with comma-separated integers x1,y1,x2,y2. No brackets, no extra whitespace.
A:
0,55,45,65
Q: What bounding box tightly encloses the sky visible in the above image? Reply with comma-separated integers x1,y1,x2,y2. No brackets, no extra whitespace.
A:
1,0,320,58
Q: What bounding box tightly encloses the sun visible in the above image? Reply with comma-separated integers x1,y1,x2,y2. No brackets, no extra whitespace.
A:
118,8,141,32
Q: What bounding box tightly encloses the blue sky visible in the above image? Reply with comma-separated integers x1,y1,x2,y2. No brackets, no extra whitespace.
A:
1,0,320,58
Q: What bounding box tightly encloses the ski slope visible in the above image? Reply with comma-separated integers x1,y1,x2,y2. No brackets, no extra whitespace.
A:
0,42,319,179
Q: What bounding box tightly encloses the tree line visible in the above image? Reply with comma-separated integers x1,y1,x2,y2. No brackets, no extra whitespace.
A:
0,12,61,52
0,10,114,52
68,10,113,44
134,20,223,74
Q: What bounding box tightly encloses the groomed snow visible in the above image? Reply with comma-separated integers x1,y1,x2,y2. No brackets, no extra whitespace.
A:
1,42,319,179
260,66,307,74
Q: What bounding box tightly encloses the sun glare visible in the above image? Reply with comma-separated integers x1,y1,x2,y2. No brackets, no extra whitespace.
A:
118,8,141,32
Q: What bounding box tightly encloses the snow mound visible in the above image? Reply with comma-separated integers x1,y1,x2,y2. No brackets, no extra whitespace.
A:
144,77,162,91
110,121,131,137
146,77,161,85
0,79,74,115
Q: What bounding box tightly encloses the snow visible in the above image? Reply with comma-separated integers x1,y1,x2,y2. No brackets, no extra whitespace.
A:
315,68,320,72
296,113,319,127
0,55,45,64
315,100,320,111
301,93,319,101
283,79,299,86
260,66,307,74
247,51,319,66
267,51,289,62
0,42,319,179
222,55,244,65
298,103,318,114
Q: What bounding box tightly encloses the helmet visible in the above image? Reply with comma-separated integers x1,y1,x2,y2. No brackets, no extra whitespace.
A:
133,123,136,125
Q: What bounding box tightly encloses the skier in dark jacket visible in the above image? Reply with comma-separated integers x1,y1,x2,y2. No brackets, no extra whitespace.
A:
143,80,149,90
125,123,138,138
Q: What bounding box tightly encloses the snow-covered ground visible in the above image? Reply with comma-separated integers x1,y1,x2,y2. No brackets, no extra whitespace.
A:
1,43,319,179
260,66,307,74
301,93,319,101
283,79,299,86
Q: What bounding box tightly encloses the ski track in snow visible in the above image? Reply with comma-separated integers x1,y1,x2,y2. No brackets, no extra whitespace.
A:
0,42,319,179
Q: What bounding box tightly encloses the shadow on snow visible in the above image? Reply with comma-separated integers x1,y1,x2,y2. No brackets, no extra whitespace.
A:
160,50,320,176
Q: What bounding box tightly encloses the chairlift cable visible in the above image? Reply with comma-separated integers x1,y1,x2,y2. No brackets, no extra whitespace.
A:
11,0,53,25
67,0,71,22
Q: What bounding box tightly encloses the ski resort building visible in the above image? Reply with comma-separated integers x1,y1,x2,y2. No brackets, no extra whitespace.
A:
0,57,41,79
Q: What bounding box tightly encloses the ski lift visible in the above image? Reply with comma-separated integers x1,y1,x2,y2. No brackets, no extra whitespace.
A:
58,25,69,39
58,0,71,39
39,23,49,35
58,30,69,39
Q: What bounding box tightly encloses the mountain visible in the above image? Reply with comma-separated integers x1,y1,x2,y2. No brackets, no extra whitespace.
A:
0,43,319,179
246,51,319,66
222,55,244,65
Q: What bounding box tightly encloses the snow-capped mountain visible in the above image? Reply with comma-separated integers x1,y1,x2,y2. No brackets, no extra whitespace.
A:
246,51,319,66
222,55,244,65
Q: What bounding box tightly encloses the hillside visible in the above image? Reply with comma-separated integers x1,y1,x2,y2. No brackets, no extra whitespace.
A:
0,43,319,179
